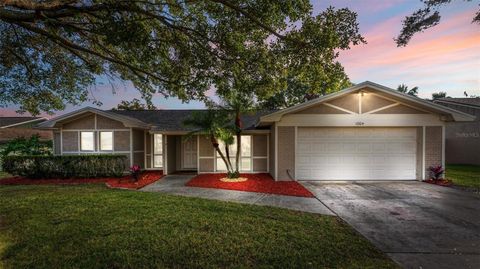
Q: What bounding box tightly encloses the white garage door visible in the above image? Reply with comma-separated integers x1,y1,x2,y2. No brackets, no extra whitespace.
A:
296,128,417,180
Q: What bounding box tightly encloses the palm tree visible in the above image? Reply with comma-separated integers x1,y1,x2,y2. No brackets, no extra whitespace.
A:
183,110,236,176
397,84,419,96
220,91,255,174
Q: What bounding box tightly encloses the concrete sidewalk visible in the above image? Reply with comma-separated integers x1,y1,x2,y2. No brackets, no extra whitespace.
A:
140,174,334,215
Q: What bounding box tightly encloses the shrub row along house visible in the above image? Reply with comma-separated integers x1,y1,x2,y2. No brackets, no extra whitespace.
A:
37,82,475,181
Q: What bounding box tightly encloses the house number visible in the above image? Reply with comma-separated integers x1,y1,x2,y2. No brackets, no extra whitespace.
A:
355,121,365,126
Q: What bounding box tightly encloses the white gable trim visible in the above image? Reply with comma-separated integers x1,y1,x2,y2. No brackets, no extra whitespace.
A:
1,117,47,129
36,107,149,129
260,81,476,123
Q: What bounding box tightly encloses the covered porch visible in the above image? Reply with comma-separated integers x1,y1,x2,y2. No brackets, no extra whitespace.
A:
144,133,198,175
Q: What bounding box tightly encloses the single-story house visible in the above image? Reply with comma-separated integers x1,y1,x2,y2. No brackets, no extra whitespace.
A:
433,97,480,165
36,81,475,181
0,116,51,144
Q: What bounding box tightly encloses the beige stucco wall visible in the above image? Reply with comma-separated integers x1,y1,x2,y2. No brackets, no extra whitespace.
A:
277,126,295,180
295,104,349,114
361,94,395,113
253,158,268,172
328,93,359,113
269,124,276,178
373,104,427,114
97,115,126,129
425,126,443,179
63,114,95,129
198,135,215,172
436,102,480,165
114,131,130,151
62,131,78,151
416,127,423,180
252,135,268,157
54,132,61,155
132,129,144,151
133,152,144,168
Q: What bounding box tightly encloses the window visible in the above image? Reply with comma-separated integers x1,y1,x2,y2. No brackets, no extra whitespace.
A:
216,135,251,171
153,134,163,168
80,131,95,151
99,131,113,151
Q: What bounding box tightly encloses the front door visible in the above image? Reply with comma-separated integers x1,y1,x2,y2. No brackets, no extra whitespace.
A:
182,137,197,169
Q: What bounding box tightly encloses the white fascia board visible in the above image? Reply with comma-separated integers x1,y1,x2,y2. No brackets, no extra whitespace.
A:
36,107,149,129
259,81,476,123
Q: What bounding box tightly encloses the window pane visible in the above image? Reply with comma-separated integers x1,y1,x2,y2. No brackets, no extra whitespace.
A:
216,158,227,171
241,158,251,171
216,158,236,171
100,132,113,151
154,156,163,167
81,132,94,151
154,134,162,154
241,136,251,156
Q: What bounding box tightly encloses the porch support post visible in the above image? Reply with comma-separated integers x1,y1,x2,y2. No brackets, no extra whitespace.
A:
422,126,426,181
164,134,168,175
442,125,446,169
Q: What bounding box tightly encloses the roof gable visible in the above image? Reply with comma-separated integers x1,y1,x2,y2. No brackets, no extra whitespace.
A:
0,117,46,128
36,107,149,129
260,81,475,122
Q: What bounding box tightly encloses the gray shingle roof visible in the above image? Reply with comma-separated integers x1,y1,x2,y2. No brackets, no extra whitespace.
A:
0,117,44,128
109,110,272,131
437,98,480,108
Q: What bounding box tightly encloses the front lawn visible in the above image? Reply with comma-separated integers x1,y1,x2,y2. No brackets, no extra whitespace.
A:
446,164,480,191
0,184,397,269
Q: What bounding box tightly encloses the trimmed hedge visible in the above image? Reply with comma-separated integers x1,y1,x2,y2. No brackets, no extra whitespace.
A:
3,155,127,179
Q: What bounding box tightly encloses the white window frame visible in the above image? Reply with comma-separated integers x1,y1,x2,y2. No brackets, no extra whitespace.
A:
153,134,163,168
215,135,252,172
80,131,95,151
99,131,113,151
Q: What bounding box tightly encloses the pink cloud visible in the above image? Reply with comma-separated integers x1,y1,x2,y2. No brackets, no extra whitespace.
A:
337,9,480,97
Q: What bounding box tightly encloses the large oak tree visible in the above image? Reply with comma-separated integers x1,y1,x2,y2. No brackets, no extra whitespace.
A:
0,0,365,114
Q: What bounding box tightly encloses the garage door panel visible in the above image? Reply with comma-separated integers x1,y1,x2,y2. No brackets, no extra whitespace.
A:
297,127,416,180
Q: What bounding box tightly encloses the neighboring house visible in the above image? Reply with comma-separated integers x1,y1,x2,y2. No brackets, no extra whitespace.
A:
0,117,51,144
433,98,480,165
36,81,474,181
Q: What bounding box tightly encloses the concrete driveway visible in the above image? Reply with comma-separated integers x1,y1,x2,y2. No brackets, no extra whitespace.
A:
301,181,480,269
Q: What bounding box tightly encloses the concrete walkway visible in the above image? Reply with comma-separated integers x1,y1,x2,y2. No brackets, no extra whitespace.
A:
140,175,333,215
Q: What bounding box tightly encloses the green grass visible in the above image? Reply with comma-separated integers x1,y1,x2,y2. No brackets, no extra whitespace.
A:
0,171,11,179
446,164,480,191
0,184,397,269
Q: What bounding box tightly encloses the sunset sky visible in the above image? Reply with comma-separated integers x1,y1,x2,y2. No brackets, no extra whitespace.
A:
1,0,479,117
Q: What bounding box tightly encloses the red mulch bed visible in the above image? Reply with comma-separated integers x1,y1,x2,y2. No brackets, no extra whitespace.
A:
106,171,163,189
185,173,314,197
423,179,453,187
0,171,163,190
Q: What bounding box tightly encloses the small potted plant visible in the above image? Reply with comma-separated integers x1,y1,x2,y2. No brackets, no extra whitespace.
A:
130,165,141,182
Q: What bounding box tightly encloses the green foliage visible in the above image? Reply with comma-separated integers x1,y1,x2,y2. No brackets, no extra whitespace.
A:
0,134,52,157
396,0,479,46
112,98,157,110
432,91,448,99
0,134,52,170
0,1,365,115
3,155,126,179
397,84,419,97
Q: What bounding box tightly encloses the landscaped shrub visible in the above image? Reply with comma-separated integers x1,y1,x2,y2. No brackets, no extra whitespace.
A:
428,165,445,181
0,134,52,171
3,155,127,179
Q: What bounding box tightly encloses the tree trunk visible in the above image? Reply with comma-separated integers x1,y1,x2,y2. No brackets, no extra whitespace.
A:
235,131,241,172
224,142,233,172
211,136,232,173
235,112,242,173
